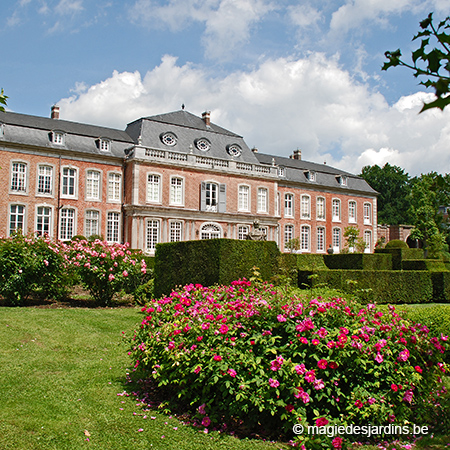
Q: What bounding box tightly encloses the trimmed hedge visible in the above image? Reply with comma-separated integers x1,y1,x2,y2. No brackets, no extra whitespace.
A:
430,271,450,303
154,239,279,297
402,259,447,271
385,239,409,249
295,254,327,270
304,269,434,304
323,253,392,270
375,248,424,269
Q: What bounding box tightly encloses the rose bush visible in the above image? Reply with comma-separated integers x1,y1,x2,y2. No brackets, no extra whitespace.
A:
128,280,448,449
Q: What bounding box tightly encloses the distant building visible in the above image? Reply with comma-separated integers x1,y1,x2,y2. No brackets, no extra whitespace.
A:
0,107,377,253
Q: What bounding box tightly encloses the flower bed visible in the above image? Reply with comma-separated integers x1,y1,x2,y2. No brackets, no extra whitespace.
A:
128,280,448,449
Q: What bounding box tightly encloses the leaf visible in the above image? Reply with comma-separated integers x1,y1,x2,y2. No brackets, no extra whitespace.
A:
420,94,450,112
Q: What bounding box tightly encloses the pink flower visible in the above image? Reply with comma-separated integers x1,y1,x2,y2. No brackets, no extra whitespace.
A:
414,365,423,373
403,389,414,403
269,378,280,388
198,403,206,414
194,366,201,374
219,324,229,334
299,337,308,344
213,354,222,361
108,273,115,281
122,270,128,277
314,379,325,390
304,370,315,383
374,352,384,364
354,399,363,408
202,416,211,427
332,436,343,449
315,417,329,427
227,368,237,377
397,349,410,362
285,404,295,412
317,359,327,369
277,314,287,322
270,356,284,371
391,384,398,392
312,339,320,345
201,322,210,330
294,364,306,375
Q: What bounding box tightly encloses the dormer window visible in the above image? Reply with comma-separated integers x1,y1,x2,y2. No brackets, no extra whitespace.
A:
305,170,316,182
52,131,64,145
99,138,110,152
338,175,348,186
278,167,285,177
0,123,4,138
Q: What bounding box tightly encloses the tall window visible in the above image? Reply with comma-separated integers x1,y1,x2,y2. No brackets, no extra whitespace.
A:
301,225,310,252
11,162,27,192
200,223,221,239
317,227,325,252
107,212,120,243
36,206,51,236
170,177,183,205
238,225,249,240
257,188,268,213
85,210,100,237
9,205,25,235
301,195,311,219
284,194,294,217
169,221,182,242
37,165,53,195
59,208,75,240
332,228,341,251
86,170,101,200
284,224,294,248
364,230,372,253
332,199,341,221
108,173,121,202
349,201,357,223
62,167,76,197
146,220,160,251
364,203,372,224
205,183,217,210
276,192,280,216
147,174,161,203
238,185,250,211
316,197,325,220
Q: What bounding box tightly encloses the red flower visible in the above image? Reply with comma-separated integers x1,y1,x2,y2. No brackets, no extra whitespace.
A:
315,417,329,427
328,361,338,369
391,383,398,392
317,359,328,369
285,404,295,412
414,365,423,373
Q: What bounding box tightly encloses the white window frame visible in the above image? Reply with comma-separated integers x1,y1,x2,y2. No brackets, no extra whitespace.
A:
169,220,183,242
284,224,294,251
257,187,268,213
301,195,311,219
364,203,372,225
332,227,341,253
36,205,53,237
10,161,27,194
86,170,101,201
170,176,184,206
61,166,78,199
99,139,110,152
85,210,100,238
316,197,325,220
107,211,121,243
145,219,160,252
332,199,341,222
301,225,310,252
238,185,250,212
238,225,249,240
9,204,26,236
364,230,372,253
52,131,65,145
317,227,325,252
200,222,222,240
284,193,294,218
348,200,357,223
37,164,53,196
59,208,76,241
107,172,121,203
147,173,162,203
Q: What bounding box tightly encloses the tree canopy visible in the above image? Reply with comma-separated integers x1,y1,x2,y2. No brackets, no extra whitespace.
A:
0,88,7,112
383,13,450,112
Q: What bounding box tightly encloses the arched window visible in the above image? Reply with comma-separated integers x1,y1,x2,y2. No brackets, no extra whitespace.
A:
200,223,221,240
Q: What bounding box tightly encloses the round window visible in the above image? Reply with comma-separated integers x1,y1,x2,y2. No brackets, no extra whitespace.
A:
160,132,177,146
195,138,211,152
227,144,242,157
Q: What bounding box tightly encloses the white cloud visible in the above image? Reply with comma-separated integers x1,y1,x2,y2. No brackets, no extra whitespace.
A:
58,53,450,176
287,3,322,28
55,0,84,15
128,0,274,59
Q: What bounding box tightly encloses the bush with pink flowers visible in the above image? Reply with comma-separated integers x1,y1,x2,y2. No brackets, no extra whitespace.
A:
128,280,449,449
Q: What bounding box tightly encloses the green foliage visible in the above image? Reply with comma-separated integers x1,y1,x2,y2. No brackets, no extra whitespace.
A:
360,164,411,225
0,88,7,112
285,237,300,253
402,259,447,271
375,248,424,270
129,281,448,448
0,233,73,305
430,272,450,303
383,13,450,112
343,226,360,252
154,239,280,297
385,239,409,249
323,254,392,271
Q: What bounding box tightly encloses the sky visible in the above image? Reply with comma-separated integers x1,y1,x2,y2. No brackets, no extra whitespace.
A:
2,0,450,176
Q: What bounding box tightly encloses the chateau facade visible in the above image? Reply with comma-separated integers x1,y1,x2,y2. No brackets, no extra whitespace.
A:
0,107,377,253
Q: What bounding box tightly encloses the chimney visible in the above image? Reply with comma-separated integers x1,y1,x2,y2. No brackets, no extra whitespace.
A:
202,111,211,127
51,105,60,120
292,149,302,160
251,147,258,153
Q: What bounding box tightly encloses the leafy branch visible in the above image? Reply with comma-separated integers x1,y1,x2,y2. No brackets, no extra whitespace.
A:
0,88,7,112
383,13,450,112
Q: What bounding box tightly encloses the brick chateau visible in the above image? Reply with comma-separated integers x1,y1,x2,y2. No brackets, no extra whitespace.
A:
0,106,377,254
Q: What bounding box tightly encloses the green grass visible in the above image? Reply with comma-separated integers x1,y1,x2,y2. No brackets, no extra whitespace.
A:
0,307,289,450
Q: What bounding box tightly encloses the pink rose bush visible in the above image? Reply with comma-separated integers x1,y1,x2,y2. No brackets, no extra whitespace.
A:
128,279,448,448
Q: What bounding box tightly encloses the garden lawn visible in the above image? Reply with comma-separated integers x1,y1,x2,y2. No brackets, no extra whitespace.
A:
0,307,289,450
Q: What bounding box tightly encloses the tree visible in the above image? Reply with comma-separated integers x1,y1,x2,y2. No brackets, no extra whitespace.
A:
343,226,366,253
383,13,450,112
360,163,411,225
0,88,7,112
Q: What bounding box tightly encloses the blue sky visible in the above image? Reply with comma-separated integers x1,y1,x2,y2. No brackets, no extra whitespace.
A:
2,0,450,175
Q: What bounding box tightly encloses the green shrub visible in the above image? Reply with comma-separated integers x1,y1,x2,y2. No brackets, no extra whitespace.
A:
154,239,279,297
324,253,392,270
402,259,447,271
129,280,448,448
375,248,424,269
385,239,409,249
295,254,327,270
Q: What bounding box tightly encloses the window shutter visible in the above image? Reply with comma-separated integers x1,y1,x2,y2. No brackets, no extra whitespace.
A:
218,184,226,213
200,182,206,211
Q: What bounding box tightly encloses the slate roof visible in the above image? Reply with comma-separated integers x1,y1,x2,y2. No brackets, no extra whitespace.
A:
255,153,378,195
0,111,133,158
126,110,260,165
